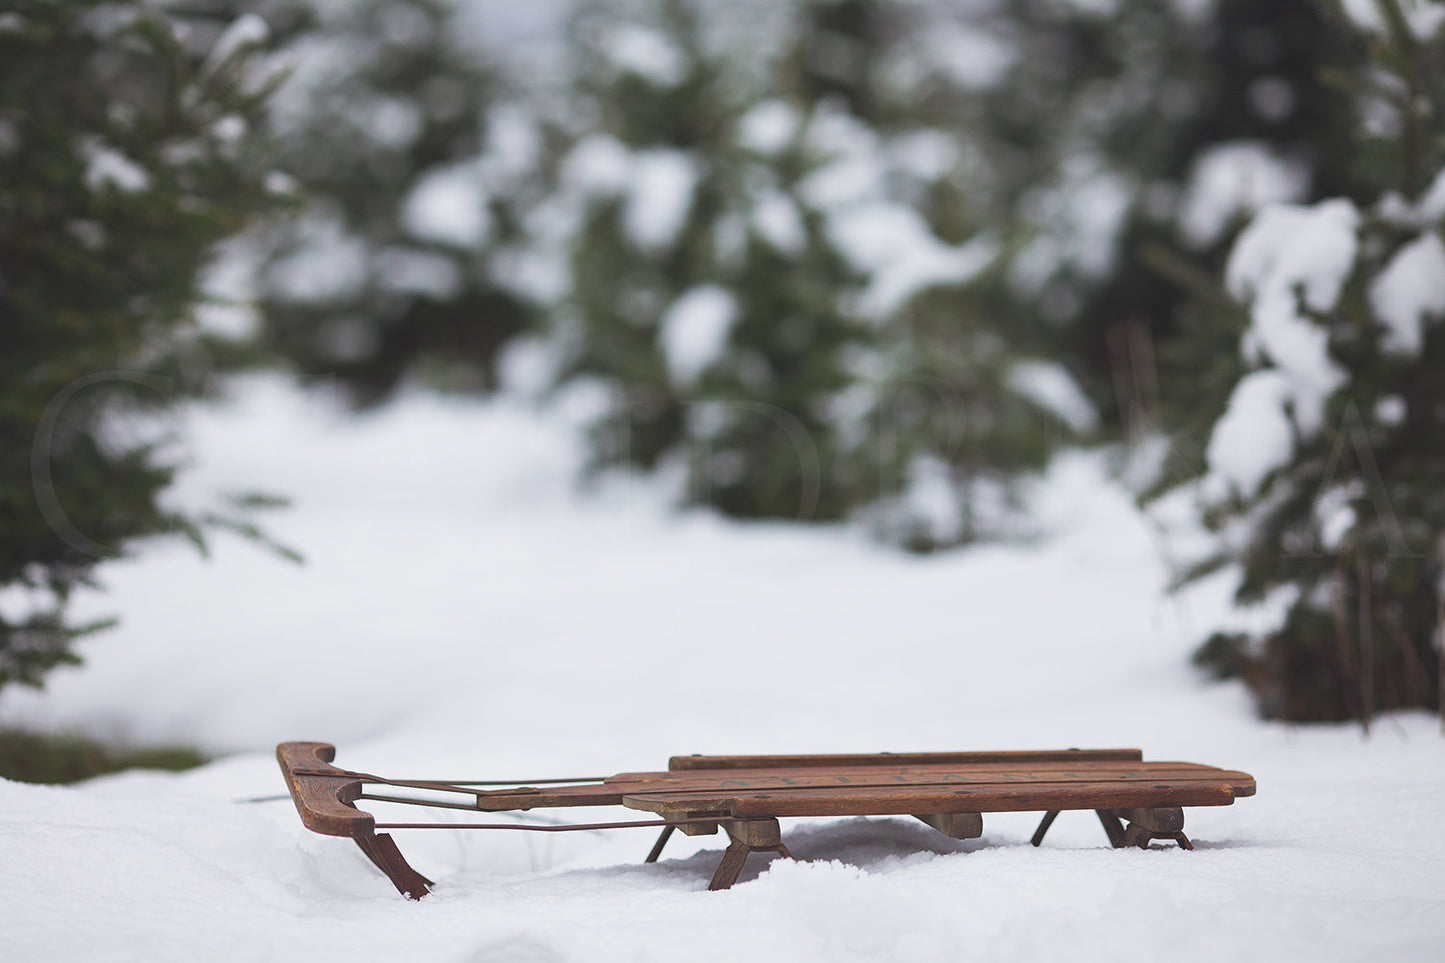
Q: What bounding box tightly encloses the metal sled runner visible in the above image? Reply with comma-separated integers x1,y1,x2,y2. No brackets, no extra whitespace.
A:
277,743,1256,897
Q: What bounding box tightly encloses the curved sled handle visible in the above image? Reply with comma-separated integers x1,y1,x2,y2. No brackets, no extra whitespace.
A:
276,741,374,838
276,741,433,900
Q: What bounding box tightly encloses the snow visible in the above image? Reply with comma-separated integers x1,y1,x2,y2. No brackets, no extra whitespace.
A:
1168,0,1219,23
920,22,1015,90
66,218,106,252
1338,0,1445,39
1225,199,1357,434
1177,142,1308,249
1011,163,1133,292
1247,76,1296,123
603,23,686,86
263,33,355,139
1205,369,1295,496
1420,166,1445,222
366,96,426,150
659,286,739,385
201,13,269,79
196,240,262,339
211,114,247,144
265,213,369,303
1375,394,1407,427
737,100,800,155
81,138,150,194
482,104,543,179
889,130,958,183
625,150,700,251
790,105,1003,315
265,170,300,197
562,135,632,195
799,111,883,210
446,0,575,66
3,377,1444,961
1315,484,1360,552
374,247,463,299
402,163,493,249
826,203,998,317
1063,0,1120,15
1006,361,1099,433
751,189,808,254
1369,231,1445,357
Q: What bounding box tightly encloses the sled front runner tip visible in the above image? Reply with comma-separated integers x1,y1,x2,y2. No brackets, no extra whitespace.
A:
276,742,1255,897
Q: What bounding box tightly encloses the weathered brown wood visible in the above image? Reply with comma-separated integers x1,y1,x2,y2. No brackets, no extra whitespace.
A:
464,761,1254,812
914,812,983,839
1096,809,1127,848
644,826,673,864
706,819,790,891
609,759,1234,789
278,743,1256,898
606,764,1255,796
624,779,1240,819
276,742,374,838
724,818,782,848
1114,807,1193,850
1032,807,1191,850
354,833,433,900
708,842,752,891
276,743,435,898
1030,810,1060,846
675,813,720,836
668,749,1144,771
1113,807,1184,834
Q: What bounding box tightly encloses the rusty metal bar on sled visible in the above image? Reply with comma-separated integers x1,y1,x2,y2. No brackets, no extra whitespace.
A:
277,742,1255,899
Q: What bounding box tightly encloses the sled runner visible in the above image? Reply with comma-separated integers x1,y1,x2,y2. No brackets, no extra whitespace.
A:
276,742,1255,897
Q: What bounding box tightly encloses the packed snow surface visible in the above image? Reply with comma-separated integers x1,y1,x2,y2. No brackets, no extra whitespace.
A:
3,378,1442,962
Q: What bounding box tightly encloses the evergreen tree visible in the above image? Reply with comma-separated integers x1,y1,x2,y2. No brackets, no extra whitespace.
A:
1144,0,1445,723
550,0,869,519
0,0,287,691
250,0,546,405
820,0,1097,547
550,0,1083,530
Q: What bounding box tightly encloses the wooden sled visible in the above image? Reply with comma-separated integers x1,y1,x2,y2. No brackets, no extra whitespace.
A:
277,743,1255,897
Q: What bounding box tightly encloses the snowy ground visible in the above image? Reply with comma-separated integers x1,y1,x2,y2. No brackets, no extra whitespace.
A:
3,378,1442,962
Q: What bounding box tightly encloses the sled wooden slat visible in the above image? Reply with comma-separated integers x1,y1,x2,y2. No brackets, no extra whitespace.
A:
623,777,1246,819
605,762,1248,791
276,742,1255,898
664,748,1144,771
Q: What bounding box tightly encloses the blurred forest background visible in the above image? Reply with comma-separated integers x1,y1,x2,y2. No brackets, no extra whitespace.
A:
3,0,1443,736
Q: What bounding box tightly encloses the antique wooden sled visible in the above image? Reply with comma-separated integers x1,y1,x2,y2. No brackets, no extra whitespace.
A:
277,742,1255,897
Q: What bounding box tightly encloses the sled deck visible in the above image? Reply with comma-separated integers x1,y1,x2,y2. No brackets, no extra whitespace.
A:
276,743,1255,897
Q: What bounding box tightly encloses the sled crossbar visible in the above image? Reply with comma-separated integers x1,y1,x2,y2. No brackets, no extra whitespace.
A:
276,742,1255,898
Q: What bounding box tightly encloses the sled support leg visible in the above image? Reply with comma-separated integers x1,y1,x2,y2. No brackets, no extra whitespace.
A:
645,825,675,863
1096,809,1128,848
354,832,433,900
1034,808,1193,851
1114,807,1193,850
708,819,792,891
1031,810,1060,847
